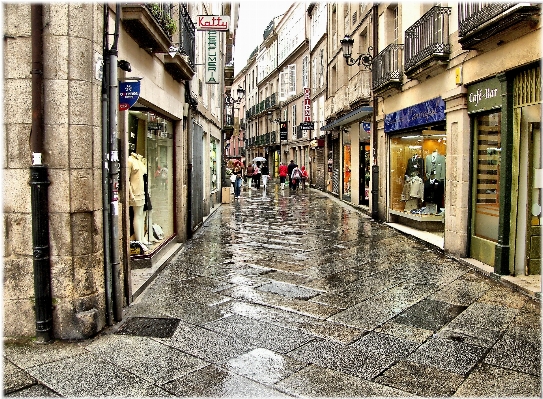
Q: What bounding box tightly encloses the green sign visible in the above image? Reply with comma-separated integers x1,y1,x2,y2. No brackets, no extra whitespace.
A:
467,77,502,114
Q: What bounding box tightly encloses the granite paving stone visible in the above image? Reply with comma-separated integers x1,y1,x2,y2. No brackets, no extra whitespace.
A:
429,272,493,306
84,334,209,385
5,383,60,397
3,360,38,395
392,298,467,332
350,331,420,361
276,364,413,397
407,337,487,375
374,360,466,396
374,320,434,344
223,348,307,385
161,364,291,397
453,363,541,397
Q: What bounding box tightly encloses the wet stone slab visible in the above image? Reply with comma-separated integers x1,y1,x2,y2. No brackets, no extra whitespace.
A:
374,360,465,396
349,331,419,361
3,360,38,395
374,321,434,344
407,337,486,375
429,272,493,306
256,280,322,300
85,334,209,385
5,383,60,397
161,364,290,397
276,363,413,397
204,314,317,354
392,299,468,332
223,348,307,385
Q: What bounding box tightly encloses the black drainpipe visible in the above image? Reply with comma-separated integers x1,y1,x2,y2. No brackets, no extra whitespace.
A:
29,4,53,343
371,4,379,221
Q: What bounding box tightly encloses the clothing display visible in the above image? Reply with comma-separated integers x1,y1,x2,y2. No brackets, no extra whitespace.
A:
405,155,424,177
128,153,146,207
425,151,446,180
424,178,444,206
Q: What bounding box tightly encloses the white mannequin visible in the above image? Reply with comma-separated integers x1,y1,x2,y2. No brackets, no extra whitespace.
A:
128,153,146,242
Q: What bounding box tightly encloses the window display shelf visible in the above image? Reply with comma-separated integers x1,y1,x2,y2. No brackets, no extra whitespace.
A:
389,209,444,222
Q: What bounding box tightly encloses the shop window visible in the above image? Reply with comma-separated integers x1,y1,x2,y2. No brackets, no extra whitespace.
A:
389,129,446,215
128,110,174,254
343,130,352,201
473,112,502,242
210,139,218,191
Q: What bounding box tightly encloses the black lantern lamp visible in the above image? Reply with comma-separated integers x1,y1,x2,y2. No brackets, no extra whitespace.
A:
340,35,373,70
225,86,245,105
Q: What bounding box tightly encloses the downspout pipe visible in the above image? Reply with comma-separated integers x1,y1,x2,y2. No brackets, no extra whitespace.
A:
29,4,53,343
371,4,379,221
109,4,123,321
102,5,114,325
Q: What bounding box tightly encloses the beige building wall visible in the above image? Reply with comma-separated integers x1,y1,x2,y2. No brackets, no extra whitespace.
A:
3,3,106,340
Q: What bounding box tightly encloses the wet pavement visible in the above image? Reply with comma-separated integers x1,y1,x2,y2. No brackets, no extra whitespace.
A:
4,184,542,397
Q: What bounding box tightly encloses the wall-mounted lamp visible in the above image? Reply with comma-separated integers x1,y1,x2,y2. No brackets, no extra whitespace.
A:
225,86,245,105
118,60,132,72
340,35,373,70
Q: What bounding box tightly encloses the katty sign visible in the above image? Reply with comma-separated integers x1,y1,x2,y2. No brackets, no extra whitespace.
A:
119,81,140,111
197,15,230,31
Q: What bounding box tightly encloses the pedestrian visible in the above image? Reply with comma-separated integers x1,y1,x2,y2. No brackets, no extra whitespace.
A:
300,165,309,189
246,163,254,187
291,165,302,190
261,162,270,189
279,162,288,190
287,160,296,189
233,165,242,199
253,161,261,189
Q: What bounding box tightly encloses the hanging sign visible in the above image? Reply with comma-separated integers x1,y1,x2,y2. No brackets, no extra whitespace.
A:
206,31,219,84
467,77,501,114
119,81,140,111
196,15,230,31
303,87,311,122
279,121,288,141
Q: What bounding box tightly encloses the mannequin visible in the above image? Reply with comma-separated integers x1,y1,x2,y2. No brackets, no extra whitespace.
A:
128,153,146,242
425,149,446,181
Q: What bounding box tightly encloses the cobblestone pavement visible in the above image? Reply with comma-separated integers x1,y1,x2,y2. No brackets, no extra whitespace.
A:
4,185,542,397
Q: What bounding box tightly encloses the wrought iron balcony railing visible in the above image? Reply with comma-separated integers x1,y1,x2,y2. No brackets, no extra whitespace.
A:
404,6,451,72
372,43,404,91
177,4,195,66
145,3,175,39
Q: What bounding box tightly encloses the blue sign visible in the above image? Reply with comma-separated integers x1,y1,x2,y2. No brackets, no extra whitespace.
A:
119,81,140,111
362,122,371,133
384,97,445,133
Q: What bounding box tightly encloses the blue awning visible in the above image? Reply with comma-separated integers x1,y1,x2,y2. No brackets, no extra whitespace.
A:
320,106,373,131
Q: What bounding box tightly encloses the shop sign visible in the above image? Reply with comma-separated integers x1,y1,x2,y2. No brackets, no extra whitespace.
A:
279,121,288,140
384,97,445,133
206,31,219,84
467,77,501,114
300,122,314,130
362,122,371,133
303,87,311,122
119,81,140,111
196,15,230,31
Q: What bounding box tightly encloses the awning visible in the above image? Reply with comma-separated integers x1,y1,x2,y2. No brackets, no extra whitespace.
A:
320,106,373,131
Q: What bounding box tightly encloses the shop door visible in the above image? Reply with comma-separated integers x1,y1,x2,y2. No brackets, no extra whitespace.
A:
360,143,370,205
514,112,541,275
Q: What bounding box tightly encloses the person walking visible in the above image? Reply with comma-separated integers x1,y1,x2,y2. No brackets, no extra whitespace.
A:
246,163,254,188
261,163,270,189
252,161,261,189
291,165,302,191
287,160,296,189
233,165,242,199
300,165,309,189
279,162,288,190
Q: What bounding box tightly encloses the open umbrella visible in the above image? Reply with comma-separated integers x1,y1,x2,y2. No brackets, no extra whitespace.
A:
252,156,266,162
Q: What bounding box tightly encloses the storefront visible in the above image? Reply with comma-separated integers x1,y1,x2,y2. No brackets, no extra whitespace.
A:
127,109,175,255
343,130,352,202
360,122,371,206
386,97,447,235
469,66,541,275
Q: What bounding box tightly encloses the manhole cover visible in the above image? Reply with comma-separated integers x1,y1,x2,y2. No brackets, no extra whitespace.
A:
115,317,180,338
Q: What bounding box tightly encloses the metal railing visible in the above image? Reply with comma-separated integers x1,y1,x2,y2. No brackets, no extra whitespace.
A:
458,2,517,37
145,3,175,38
372,43,404,91
178,4,195,65
404,6,451,71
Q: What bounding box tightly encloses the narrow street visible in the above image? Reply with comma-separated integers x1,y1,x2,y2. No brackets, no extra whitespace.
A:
4,183,541,397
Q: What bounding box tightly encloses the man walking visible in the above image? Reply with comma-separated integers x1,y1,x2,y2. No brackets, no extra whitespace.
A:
287,160,296,189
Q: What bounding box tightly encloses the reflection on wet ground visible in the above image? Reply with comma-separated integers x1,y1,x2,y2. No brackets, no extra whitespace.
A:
4,184,541,397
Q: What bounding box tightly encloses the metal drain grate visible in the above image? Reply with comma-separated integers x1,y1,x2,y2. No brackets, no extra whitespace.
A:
115,317,180,338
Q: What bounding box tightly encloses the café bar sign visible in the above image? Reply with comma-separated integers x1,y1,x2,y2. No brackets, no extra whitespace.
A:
467,77,502,114
196,15,230,31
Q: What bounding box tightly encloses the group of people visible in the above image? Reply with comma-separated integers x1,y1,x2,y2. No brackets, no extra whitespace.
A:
279,160,309,191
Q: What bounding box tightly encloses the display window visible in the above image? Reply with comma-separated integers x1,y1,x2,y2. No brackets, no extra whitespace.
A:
210,139,218,192
128,110,174,255
343,131,352,201
389,128,446,218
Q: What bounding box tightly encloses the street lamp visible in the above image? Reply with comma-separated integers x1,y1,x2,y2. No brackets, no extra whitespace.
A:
340,35,373,70
225,86,245,105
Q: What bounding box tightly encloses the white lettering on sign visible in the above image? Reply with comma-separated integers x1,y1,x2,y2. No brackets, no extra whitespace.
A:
197,15,230,31
303,87,311,122
468,87,499,107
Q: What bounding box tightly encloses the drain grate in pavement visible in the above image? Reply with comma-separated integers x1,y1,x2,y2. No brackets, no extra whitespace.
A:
115,317,180,338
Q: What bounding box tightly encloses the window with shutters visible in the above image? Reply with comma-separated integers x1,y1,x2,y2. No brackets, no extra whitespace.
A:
279,71,288,101
302,56,309,88
288,64,296,96
292,104,297,138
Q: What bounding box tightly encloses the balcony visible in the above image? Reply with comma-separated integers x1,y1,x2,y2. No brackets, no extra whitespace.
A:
372,43,404,98
121,4,174,54
348,70,371,107
458,3,541,51
404,6,451,81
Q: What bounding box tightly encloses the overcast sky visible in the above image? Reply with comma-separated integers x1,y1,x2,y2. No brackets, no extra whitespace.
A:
234,1,292,76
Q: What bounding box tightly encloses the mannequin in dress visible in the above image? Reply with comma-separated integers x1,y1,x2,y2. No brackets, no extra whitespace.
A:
128,153,146,242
